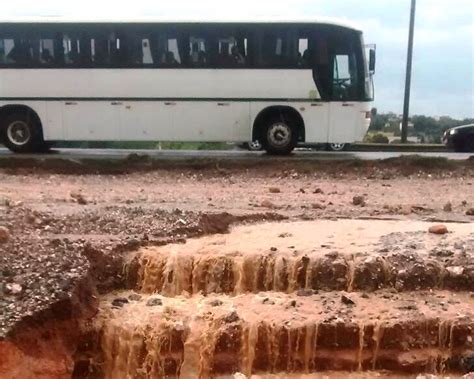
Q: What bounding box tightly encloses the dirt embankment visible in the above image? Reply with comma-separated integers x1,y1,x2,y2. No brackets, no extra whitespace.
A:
0,158,473,378
0,202,283,378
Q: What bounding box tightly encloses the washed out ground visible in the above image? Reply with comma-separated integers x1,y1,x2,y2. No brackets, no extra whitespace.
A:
0,156,473,378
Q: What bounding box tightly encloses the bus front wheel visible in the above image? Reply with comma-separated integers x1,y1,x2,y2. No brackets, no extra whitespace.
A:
261,117,297,155
1,113,45,153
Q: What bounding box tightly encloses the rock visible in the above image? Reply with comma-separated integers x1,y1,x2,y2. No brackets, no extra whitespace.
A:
466,208,474,216
429,224,448,235
209,299,223,307
128,293,142,301
341,294,355,306
311,203,325,210
261,200,276,209
0,226,10,243
112,297,129,307
233,373,247,379
461,200,468,207
446,266,464,276
262,297,275,305
268,187,281,194
443,202,453,212
289,300,297,307
6,283,22,295
352,196,366,207
270,247,278,252
0,197,11,207
460,354,474,374
70,192,88,205
223,311,240,323
313,188,324,194
296,289,314,297
146,298,163,307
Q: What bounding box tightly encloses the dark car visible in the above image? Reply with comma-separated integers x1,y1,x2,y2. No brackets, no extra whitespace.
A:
442,124,474,152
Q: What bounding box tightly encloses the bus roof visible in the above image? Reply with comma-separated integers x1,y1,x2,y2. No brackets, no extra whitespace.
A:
0,16,362,32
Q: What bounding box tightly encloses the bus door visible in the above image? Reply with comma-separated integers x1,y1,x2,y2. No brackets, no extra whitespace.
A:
328,53,360,143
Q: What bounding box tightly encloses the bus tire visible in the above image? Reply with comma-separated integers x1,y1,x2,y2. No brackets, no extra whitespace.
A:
261,116,298,155
1,113,45,153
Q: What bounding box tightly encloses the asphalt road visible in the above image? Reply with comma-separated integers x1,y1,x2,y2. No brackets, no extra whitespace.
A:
0,147,472,161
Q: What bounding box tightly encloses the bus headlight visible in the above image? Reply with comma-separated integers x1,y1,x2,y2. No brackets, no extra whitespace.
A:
449,129,457,136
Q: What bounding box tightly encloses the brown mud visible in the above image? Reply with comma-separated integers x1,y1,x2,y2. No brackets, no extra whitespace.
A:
0,158,473,379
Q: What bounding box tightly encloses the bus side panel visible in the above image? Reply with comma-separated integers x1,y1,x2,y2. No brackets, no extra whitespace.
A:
118,101,250,142
173,102,250,142
62,102,120,141
45,102,64,140
0,69,318,100
328,102,371,143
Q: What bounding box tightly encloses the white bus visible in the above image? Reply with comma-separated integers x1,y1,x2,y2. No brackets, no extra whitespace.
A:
0,17,375,154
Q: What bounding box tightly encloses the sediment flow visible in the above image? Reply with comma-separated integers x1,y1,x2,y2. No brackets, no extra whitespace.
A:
128,220,474,295
80,220,474,378
92,291,473,378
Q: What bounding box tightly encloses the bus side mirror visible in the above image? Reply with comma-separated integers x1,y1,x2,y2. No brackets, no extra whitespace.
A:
369,49,376,73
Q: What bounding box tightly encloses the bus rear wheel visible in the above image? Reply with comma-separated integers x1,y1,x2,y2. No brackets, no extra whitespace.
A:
2,113,45,153
261,116,297,155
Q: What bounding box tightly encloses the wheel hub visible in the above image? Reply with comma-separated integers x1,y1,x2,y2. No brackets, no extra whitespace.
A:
7,121,31,146
329,143,346,151
268,123,291,147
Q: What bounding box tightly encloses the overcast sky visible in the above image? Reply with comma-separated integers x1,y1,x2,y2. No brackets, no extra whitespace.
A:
3,0,474,118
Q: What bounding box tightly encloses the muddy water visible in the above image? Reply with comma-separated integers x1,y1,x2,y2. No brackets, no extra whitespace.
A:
129,220,474,296
88,220,473,379
93,291,473,379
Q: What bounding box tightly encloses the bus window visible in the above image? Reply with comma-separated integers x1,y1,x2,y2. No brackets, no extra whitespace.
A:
298,38,309,67
39,37,56,65
332,53,358,100
0,34,34,66
260,30,291,67
189,36,208,66
0,38,14,64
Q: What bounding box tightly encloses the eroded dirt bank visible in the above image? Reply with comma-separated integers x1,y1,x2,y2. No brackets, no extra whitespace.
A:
0,157,473,378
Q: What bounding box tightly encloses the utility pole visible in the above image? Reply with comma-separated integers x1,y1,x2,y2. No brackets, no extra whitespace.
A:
401,0,416,143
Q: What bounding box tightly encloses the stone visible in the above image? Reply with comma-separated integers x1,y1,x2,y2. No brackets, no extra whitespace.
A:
112,298,129,307
0,226,10,243
313,188,324,194
352,196,366,207
210,299,223,307
311,203,325,210
341,294,355,306
0,197,11,207
466,208,474,216
223,311,240,323
429,224,448,235
146,298,163,307
446,266,464,276
70,192,88,205
296,289,314,297
443,202,453,212
128,293,142,301
268,187,281,194
6,283,22,295
261,200,276,209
